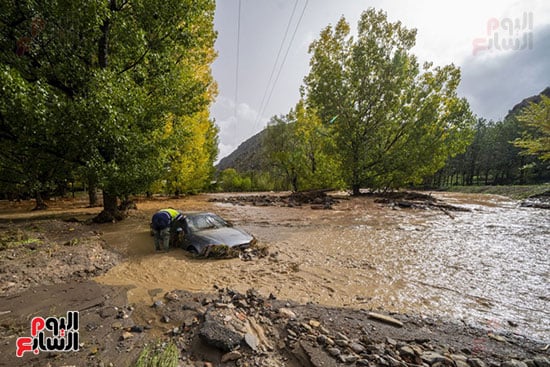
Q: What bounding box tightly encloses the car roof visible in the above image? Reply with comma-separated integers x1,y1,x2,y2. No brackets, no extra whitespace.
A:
182,212,217,217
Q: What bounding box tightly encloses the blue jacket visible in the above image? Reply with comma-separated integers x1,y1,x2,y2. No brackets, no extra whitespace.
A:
151,209,182,230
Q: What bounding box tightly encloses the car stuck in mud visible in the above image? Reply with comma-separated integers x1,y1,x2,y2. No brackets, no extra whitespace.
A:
176,212,256,255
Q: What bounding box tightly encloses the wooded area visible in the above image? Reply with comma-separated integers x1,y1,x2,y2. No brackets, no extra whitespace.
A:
429,92,550,187
0,0,218,220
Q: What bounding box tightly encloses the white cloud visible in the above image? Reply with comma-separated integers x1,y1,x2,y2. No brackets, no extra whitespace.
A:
212,95,269,162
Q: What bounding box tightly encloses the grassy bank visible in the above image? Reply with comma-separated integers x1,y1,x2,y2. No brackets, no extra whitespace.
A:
442,184,550,200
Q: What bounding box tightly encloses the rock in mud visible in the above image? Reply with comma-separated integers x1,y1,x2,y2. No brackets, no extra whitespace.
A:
199,310,244,352
244,332,259,350
317,334,334,346
278,307,297,319
502,360,530,367
120,331,133,340
350,342,366,353
164,291,179,301
221,350,242,362
99,307,118,318
421,351,454,366
309,319,321,328
467,358,487,367
533,357,550,367
367,311,404,327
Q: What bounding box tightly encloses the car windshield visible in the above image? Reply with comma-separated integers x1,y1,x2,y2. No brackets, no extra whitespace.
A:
185,214,228,233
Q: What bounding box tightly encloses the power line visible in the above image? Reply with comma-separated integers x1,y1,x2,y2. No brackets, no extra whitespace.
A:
254,0,309,132
252,0,299,131
234,0,242,121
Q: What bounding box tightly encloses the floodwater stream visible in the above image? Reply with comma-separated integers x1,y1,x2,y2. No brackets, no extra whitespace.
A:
94,193,549,342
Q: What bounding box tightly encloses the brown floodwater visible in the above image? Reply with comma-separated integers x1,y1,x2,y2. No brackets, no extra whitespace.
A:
94,192,549,342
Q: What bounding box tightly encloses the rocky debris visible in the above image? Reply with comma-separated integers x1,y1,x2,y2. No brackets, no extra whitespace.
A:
238,244,269,261
2,282,548,367
520,191,550,209
373,191,471,214
146,287,548,367
221,350,242,362
199,309,244,351
209,189,339,209
194,243,270,261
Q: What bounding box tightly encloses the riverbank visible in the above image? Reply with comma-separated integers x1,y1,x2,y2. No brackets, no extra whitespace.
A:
441,184,550,200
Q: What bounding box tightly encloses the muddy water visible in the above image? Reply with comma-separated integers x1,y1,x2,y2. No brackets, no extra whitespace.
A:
94,193,549,342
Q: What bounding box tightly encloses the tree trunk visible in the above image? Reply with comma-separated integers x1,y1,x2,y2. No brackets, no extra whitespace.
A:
88,182,99,207
98,13,110,68
291,172,298,192
32,192,48,211
352,184,361,196
93,191,126,223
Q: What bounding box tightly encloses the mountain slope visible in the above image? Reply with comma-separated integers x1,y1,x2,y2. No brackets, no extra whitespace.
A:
216,129,267,172
506,87,550,118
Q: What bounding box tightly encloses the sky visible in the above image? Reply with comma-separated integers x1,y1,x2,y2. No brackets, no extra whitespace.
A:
210,0,550,160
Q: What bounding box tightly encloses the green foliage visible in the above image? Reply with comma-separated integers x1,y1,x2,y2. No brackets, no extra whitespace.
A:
430,116,549,187
250,171,277,191
443,184,550,200
514,95,550,161
262,101,344,192
0,228,42,250
0,0,218,212
303,9,475,193
157,111,219,195
219,168,252,192
263,115,302,191
134,341,179,367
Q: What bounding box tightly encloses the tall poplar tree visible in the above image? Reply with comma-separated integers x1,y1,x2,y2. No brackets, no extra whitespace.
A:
304,9,474,194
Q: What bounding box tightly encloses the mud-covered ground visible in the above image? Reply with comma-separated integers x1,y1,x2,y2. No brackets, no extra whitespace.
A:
0,194,548,367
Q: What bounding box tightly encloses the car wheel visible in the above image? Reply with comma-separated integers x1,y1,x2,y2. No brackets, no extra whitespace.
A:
187,246,199,254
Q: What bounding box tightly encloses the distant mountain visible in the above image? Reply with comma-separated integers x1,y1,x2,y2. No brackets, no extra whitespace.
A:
506,87,550,118
216,129,268,172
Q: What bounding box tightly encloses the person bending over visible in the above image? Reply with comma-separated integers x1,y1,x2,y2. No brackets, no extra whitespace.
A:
150,208,183,252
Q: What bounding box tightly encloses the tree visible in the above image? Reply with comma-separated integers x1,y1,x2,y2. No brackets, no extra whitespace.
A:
159,110,219,195
218,168,251,192
514,95,550,161
304,9,474,194
263,115,302,191
289,99,343,190
0,0,217,219
0,63,81,208
262,101,343,192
